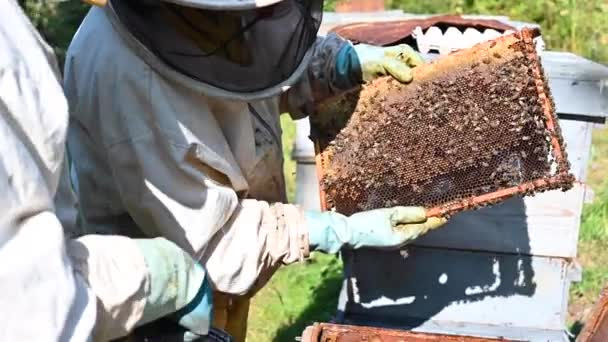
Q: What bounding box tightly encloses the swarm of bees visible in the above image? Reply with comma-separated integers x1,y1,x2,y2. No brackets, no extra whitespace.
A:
316,30,573,217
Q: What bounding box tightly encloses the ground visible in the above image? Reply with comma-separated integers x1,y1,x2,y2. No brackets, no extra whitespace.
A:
247,117,608,342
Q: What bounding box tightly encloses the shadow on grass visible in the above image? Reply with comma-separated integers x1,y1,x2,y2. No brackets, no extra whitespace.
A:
271,262,343,341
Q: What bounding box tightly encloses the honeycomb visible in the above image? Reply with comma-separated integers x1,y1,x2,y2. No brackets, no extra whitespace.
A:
313,29,574,217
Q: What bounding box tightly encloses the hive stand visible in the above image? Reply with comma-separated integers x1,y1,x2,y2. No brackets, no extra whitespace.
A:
293,11,608,341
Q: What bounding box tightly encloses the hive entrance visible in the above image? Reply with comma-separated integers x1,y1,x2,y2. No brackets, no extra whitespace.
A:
313,29,573,217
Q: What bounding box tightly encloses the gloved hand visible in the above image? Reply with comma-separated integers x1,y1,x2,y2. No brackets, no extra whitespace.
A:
307,207,447,253
353,43,424,83
135,238,213,336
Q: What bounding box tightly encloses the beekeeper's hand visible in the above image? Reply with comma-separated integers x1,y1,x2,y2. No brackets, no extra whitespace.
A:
353,44,424,83
306,207,447,253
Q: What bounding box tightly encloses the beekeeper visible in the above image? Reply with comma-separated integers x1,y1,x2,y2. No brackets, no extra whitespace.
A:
64,0,448,340
1,1,219,341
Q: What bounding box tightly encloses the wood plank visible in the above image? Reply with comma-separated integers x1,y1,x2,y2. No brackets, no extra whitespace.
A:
558,120,594,180
542,51,608,81
340,248,575,341
578,287,608,342
412,186,583,257
548,78,607,118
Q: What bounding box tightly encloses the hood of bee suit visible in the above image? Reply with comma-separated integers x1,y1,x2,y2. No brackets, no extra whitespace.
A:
110,0,323,100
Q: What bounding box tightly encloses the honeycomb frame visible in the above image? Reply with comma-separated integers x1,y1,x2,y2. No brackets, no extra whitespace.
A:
313,28,574,218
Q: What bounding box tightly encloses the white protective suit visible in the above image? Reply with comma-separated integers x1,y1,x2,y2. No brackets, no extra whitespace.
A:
0,2,95,339
65,5,351,295
64,4,356,339
1,2,199,340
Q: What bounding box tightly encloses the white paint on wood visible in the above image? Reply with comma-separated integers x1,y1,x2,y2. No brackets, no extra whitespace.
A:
548,78,607,118
412,185,584,257
342,248,571,339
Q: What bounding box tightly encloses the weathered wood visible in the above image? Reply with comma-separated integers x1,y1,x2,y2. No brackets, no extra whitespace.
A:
340,247,575,341
578,287,608,342
548,78,607,119
301,323,520,342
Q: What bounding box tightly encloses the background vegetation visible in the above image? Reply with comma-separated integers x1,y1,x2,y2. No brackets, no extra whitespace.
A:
19,0,607,340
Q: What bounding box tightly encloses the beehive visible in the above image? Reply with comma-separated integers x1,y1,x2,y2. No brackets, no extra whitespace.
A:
312,28,574,217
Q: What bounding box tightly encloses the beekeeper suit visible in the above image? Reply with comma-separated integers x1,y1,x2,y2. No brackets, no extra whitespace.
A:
64,0,448,340
1,1,219,341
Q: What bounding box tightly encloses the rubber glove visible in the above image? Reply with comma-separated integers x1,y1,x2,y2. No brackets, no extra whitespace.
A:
307,207,447,253
135,238,213,336
353,43,424,83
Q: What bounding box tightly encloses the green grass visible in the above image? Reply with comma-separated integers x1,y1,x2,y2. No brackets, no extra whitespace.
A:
248,253,343,341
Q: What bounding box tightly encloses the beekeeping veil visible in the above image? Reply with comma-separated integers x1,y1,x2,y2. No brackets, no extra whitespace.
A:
110,0,323,100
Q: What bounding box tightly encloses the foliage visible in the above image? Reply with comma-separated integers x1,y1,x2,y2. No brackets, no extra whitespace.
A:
387,0,608,63
20,0,89,66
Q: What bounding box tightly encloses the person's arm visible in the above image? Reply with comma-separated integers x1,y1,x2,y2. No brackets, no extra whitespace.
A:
280,33,423,119
2,4,211,341
0,2,96,340
89,127,311,296
280,33,359,119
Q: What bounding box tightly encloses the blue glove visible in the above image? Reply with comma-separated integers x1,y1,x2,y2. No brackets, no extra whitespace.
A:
334,44,364,88
135,238,213,336
307,207,447,253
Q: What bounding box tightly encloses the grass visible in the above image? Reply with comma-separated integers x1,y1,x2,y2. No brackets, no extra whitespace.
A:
247,253,343,341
